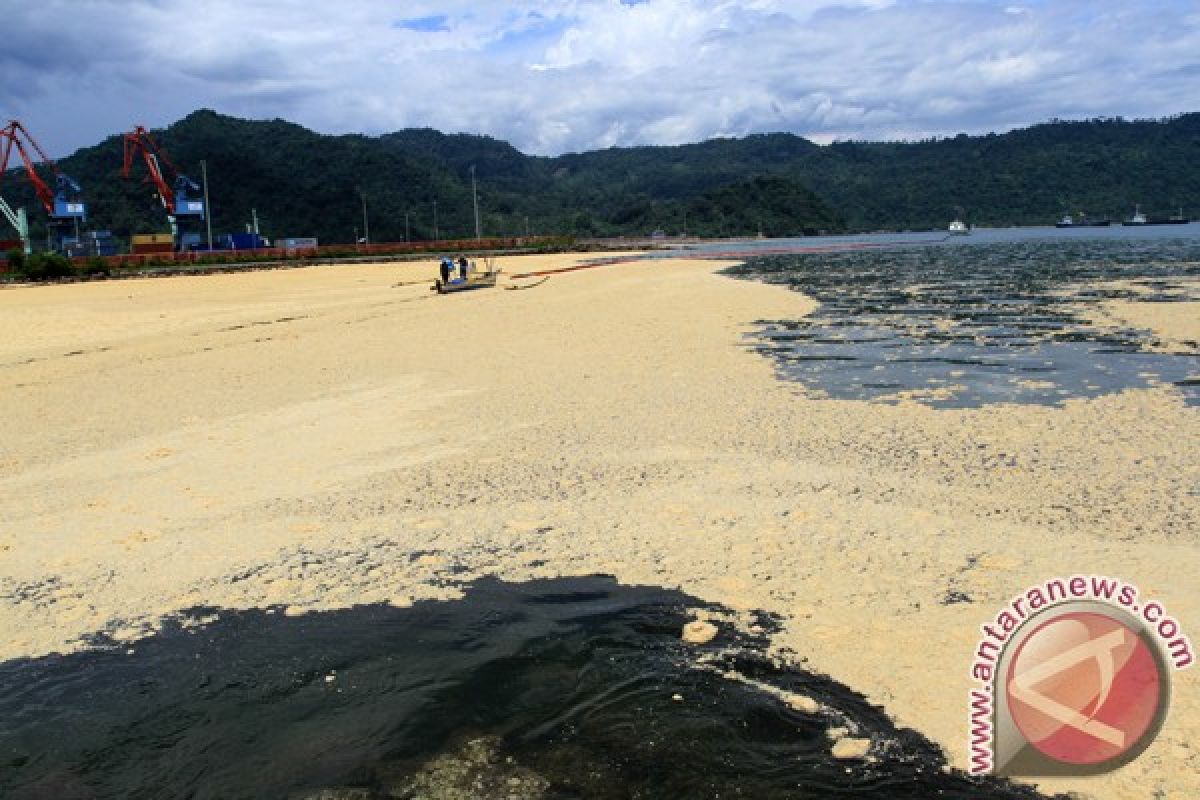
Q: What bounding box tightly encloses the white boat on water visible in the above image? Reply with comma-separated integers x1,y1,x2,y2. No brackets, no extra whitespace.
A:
1124,205,1147,226
948,219,970,235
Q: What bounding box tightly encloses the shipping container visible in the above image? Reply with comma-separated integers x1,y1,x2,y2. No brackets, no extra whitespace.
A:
131,242,175,255
280,237,318,251
61,234,120,258
131,233,174,245
230,232,268,249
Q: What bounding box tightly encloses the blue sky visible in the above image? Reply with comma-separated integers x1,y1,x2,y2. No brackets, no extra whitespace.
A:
3,0,1198,158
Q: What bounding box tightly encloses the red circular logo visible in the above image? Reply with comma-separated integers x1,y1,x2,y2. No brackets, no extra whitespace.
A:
1005,610,1164,766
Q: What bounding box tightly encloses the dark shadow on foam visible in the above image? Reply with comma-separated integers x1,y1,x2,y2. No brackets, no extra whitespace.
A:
0,576,1063,799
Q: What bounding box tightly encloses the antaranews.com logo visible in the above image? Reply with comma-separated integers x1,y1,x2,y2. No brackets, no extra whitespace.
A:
967,575,1193,776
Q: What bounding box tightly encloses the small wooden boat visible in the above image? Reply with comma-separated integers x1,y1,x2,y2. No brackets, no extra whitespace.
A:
433,257,501,294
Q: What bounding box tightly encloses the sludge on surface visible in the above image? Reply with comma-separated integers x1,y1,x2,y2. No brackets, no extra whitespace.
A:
729,238,1200,408
0,575,1060,799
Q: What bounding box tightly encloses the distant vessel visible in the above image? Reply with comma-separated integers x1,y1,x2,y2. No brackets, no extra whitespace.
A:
1124,205,1190,226
1123,205,1147,226
1055,213,1111,228
948,219,969,235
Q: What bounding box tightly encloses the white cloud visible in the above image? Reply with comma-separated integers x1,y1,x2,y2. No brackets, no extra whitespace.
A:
2,0,1198,158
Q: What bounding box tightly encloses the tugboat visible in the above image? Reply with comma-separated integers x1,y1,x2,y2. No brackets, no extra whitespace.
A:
948,205,970,235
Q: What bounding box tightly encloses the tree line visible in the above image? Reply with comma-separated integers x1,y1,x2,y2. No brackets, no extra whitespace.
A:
3,110,1197,247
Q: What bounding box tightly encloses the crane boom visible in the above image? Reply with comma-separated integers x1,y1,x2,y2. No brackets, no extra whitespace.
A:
122,126,204,218
0,120,86,220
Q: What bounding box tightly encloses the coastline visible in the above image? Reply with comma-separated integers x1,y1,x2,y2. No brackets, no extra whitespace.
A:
1,252,1196,799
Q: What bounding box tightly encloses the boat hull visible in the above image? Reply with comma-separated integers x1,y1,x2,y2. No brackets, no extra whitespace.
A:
434,273,499,294
1056,220,1111,228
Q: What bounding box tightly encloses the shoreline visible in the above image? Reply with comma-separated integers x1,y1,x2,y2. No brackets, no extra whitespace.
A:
1071,277,1200,354
1,252,1196,799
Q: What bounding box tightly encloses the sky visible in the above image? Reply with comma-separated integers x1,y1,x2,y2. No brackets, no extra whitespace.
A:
3,0,1199,159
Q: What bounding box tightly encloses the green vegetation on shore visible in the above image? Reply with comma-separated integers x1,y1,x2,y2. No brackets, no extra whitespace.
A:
3,111,1197,246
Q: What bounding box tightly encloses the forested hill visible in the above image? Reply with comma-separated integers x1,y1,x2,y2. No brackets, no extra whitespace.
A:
5,110,1199,244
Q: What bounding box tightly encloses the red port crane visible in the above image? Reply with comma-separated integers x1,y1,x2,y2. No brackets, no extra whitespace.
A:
0,120,86,231
121,125,205,219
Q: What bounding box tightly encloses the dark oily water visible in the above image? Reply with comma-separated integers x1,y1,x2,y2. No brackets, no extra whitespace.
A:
0,576,1059,799
729,238,1200,408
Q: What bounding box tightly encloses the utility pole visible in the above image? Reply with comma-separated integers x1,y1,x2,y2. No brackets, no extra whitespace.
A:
201,159,213,251
524,215,529,237
358,187,369,244
432,200,439,241
404,210,410,242
470,165,481,241
251,208,259,235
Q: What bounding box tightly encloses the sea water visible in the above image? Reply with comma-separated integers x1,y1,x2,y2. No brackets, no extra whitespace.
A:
723,230,1200,407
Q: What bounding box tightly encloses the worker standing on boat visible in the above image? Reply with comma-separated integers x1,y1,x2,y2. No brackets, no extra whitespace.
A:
439,257,453,284
458,256,469,280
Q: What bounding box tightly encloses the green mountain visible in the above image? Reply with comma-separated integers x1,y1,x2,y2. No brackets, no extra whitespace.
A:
3,110,1198,246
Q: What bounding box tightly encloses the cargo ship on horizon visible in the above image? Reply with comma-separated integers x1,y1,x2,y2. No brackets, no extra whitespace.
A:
1122,206,1191,226
1055,213,1111,228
